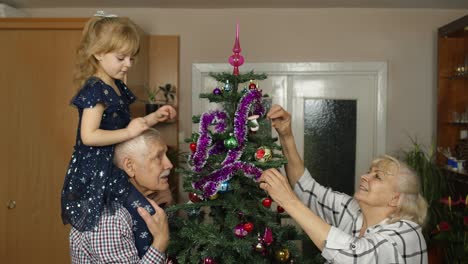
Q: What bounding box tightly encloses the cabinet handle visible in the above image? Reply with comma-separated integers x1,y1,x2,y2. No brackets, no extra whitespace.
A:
7,200,16,209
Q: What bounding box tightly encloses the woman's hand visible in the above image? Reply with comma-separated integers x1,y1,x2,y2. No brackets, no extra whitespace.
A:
266,105,292,138
145,105,177,126
138,199,169,253
259,168,299,209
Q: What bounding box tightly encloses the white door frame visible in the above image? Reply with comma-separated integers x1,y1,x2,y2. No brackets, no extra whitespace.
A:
192,62,387,185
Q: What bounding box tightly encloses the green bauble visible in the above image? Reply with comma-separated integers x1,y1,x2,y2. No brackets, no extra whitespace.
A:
224,136,238,149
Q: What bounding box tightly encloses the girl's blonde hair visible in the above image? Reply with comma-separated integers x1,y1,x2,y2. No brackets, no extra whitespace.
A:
372,155,428,226
74,16,140,87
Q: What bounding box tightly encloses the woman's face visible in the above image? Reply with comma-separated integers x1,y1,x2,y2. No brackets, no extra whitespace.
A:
354,161,400,208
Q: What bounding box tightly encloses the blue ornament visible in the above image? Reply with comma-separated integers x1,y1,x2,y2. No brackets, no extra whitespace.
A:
213,87,222,95
218,181,231,193
224,80,232,92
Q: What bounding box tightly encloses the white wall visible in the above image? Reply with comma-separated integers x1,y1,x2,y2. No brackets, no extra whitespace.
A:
24,7,468,154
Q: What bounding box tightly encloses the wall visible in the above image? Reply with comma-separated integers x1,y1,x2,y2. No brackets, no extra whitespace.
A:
23,7,468,155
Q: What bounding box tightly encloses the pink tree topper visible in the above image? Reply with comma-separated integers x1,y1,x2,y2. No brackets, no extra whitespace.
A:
228,23,245,76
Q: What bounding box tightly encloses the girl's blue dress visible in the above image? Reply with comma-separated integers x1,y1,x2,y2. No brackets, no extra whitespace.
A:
61,77,135,231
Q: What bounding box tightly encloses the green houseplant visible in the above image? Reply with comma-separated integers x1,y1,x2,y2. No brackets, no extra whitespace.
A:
398,140,468,262
145,83,176,114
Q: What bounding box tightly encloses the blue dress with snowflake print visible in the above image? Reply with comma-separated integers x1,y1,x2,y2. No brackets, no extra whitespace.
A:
61,76,135,232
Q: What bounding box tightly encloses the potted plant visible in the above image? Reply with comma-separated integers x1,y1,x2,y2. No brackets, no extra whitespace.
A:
399,140,453,262
145,83,176,115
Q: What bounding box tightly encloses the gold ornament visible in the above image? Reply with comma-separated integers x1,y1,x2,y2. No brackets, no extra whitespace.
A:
209,193,219,200
275,248,290,262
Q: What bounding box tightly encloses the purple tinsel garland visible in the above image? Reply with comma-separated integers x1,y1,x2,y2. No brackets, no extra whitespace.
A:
222,90,264,165
193,161,263,197
191,110,228,172
192,89,265,197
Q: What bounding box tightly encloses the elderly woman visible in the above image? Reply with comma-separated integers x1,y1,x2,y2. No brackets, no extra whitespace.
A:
259,105,428,263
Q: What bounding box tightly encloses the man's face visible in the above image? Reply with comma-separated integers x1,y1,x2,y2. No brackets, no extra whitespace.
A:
131,139,173,196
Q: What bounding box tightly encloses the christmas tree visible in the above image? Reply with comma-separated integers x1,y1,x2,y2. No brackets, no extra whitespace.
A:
167,25,311,264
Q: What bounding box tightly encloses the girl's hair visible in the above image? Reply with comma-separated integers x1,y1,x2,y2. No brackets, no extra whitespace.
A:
113,128,162,168
74,16,140,86
372,155,428,226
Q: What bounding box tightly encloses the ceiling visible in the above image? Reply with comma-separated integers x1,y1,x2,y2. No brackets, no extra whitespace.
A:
4,0,468,9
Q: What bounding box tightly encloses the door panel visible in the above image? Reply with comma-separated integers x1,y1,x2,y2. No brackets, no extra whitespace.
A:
292,74,376,191
0,28,81,263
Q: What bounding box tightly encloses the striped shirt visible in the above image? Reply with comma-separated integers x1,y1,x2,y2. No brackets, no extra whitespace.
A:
70,206,166,264
294,169,427,264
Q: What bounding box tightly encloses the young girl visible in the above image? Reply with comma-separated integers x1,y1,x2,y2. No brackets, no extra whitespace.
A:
61,14,176,232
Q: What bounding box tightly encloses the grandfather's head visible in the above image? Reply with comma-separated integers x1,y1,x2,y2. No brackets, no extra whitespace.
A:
114,128,173,196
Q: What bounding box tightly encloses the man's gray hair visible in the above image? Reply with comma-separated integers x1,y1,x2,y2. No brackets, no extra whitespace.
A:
113,128,162,168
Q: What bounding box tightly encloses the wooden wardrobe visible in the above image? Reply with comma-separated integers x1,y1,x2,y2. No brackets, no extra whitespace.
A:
0,18,179,263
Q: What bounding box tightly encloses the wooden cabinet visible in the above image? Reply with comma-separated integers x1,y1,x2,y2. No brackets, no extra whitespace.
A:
436,15,468,192
0,18,178,263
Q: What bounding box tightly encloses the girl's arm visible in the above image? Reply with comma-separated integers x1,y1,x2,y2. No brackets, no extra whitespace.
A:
144,105,177,127
80,104,148,146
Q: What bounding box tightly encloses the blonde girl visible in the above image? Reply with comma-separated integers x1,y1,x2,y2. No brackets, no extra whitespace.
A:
61,13,176,231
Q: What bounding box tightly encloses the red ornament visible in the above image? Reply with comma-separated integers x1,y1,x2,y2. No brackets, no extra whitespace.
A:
277,205,285,213
248,82,257,90
262,197,272,208
188,192,202,203
255,149,265,159
203,257,217,264
243,222,254,232
189,142,197,152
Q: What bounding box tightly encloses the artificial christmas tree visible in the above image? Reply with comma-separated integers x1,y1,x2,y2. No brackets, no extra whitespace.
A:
167,25,314,263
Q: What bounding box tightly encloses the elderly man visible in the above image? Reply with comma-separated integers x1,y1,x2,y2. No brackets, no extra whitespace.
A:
70,128,173,263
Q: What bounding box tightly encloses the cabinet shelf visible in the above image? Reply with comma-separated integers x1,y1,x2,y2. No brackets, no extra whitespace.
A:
447,122,468,126
442,167,468,185
436,15,468,194
445,75,468,80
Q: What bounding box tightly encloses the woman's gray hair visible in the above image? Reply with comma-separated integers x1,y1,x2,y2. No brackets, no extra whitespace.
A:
113,128,162,168
372,155,428,226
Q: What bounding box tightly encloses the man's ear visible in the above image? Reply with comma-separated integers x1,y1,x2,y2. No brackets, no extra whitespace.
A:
122,157,135,178
388,193,401,207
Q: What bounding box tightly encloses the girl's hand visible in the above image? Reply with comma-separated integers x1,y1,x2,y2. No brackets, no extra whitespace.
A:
126,117,149,138
266,104,292,138
144,105,177,126
259,168,298,208
137,199,169,253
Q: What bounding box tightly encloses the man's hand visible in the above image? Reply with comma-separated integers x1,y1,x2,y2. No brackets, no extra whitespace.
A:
137,199,169,253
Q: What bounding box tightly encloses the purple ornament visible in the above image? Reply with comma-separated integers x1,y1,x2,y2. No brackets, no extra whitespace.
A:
263,227,273,245
213,87,222,95
233,223,248,238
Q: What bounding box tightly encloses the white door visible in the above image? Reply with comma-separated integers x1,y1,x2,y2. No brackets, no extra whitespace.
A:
192,62,387,193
